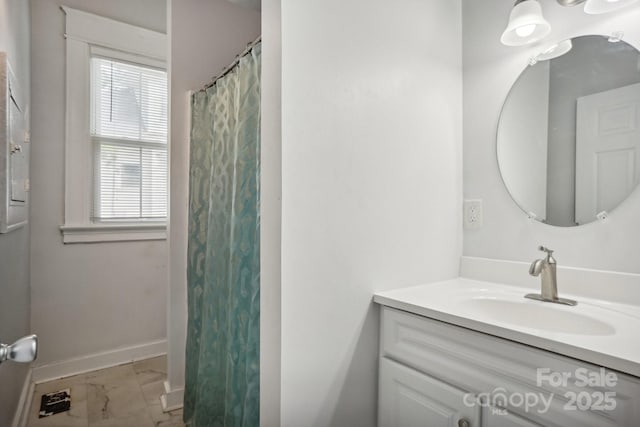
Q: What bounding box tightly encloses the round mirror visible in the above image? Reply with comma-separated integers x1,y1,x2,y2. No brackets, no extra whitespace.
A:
497,35,640,226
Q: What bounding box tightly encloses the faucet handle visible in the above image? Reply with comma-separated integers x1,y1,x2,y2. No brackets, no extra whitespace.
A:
538,246,554,256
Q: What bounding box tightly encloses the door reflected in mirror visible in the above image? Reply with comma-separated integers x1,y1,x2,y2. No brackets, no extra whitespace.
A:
497,35,640,226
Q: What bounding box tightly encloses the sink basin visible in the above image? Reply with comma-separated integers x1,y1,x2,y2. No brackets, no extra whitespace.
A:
459,297,617,336
373,277,640,377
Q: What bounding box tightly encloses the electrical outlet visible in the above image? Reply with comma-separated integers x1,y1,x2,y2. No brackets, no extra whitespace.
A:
464,199,483,229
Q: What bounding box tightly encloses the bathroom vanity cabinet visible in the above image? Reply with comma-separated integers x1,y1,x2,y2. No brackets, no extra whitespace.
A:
377,306,640,427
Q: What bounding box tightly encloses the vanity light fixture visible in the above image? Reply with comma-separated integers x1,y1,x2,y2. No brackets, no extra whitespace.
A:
556,0,639,13
503,0,639,47
501,0,552,46
556,0,587,5
584,0,640,14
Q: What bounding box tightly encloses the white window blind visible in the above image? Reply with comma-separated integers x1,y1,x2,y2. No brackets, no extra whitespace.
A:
90,57,168,221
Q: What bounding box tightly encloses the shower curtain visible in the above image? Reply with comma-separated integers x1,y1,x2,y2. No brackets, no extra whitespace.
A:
184,42,261,427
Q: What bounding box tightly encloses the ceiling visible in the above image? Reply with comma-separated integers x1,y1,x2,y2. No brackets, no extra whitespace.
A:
227,0,261,12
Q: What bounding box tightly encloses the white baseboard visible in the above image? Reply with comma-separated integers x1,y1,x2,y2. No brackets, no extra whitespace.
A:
160,380,184,412
11,367,34,427
31,339,167,384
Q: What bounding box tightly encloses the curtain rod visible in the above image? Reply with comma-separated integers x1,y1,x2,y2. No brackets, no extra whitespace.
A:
198,36,262,93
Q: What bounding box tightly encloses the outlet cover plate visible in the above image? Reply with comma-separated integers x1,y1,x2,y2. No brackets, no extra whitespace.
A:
464,199,483,229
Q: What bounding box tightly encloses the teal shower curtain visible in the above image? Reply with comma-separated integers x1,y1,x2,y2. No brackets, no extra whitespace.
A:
184,42,261,427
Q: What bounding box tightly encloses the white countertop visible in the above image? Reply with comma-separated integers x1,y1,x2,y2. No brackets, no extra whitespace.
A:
373,277,640,377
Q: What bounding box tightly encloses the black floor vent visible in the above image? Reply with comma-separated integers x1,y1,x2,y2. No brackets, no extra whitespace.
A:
38,388,71,418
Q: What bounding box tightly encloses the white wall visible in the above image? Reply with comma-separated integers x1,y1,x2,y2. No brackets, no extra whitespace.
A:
167,0,260,404
29,0,168,367
280,0,463,425
463,0,640,274
0,0,30,423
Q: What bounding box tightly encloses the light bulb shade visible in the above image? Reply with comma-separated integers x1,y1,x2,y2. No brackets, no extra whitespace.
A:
584,0,639,14
501,0,552,46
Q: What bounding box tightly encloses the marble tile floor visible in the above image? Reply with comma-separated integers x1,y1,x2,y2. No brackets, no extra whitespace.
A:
27,356,184,427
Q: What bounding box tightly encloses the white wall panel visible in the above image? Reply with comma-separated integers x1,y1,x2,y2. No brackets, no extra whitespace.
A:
280,0,463,424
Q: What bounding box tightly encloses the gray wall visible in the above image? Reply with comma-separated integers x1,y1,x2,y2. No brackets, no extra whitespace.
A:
260,0,281,424
29,0,168,367
498,60,550,221
463,0,640,273
546,35,640,226
0,0,31,424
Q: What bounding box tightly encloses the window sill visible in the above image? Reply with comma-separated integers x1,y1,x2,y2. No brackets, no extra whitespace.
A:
60,223,167,244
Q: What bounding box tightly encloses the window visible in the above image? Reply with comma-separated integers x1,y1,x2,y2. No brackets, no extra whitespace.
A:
91,57,168,221
61,6,168,243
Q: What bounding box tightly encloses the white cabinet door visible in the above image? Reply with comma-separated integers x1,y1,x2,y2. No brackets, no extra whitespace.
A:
483,407,543,427
379,357,480,427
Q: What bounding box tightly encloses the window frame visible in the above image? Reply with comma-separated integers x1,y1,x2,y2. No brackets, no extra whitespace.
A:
90,52,168,222
61,6,168,243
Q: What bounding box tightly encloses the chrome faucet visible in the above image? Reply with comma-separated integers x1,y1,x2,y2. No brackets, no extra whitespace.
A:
525,246,577,306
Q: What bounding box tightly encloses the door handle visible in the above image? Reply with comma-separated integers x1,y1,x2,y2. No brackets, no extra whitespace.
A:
0,334,38,364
